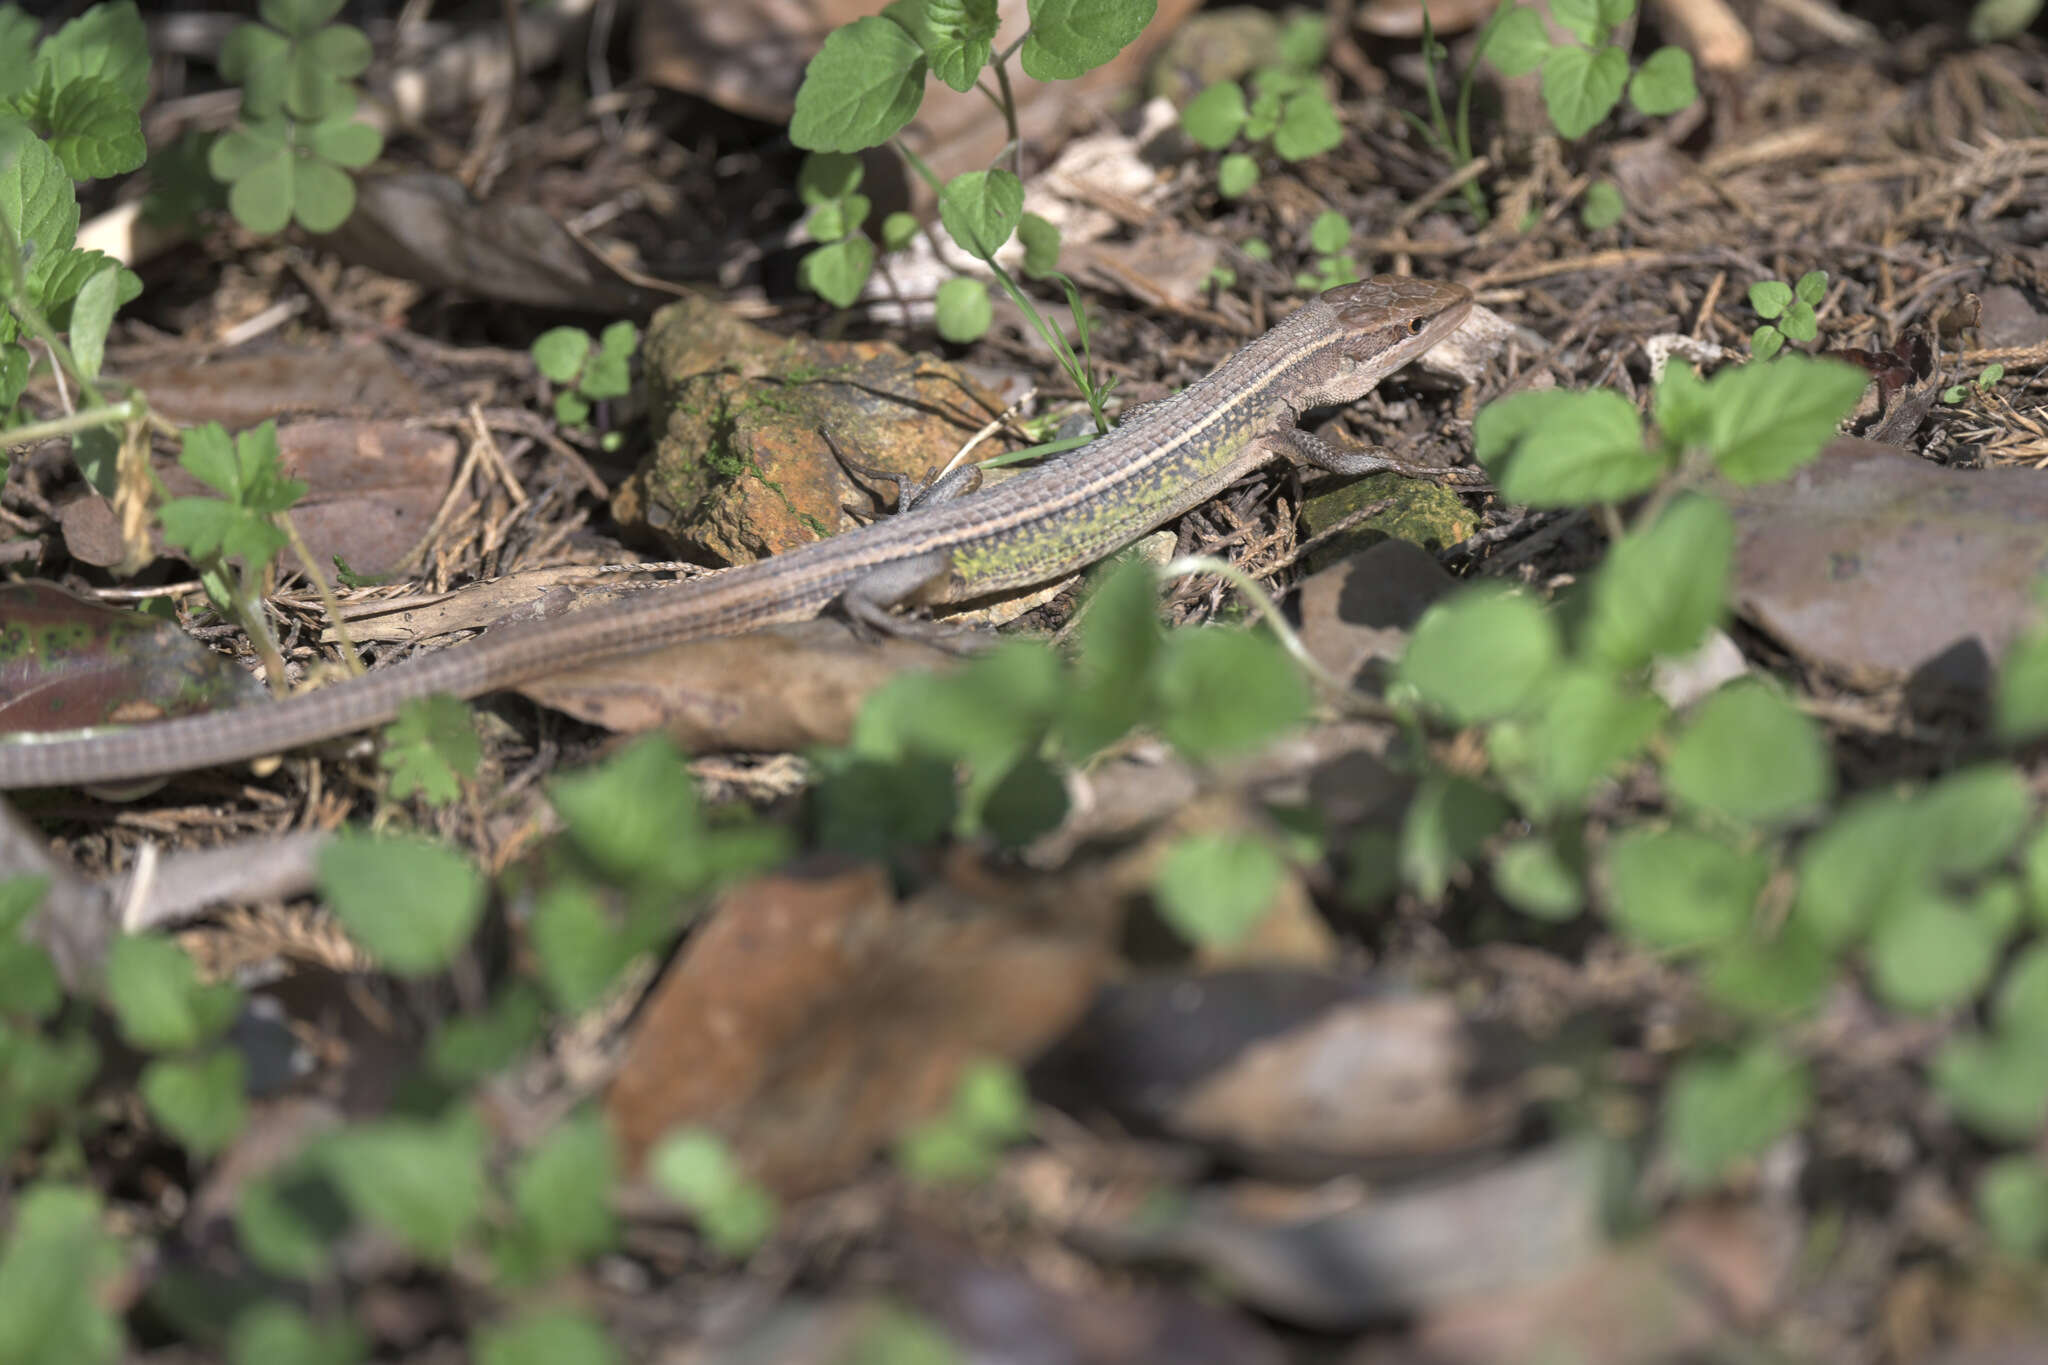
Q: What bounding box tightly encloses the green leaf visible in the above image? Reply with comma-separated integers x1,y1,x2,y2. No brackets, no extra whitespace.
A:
1019,0,1156,81
1539,43,1628,140
1651,361,1710,448
104,934,241,1052
379,694,480,805
0,881,60,1023
648,1129,779,1257
0,117,82,303
221,135,294,234
790,16,927,153
1550,0,1609,43
1916,763,2032,876
1579,179,1624,229
39,75,144,179
1779,299,1817,343
229,1304,364,1365
319,1111,488,1263
476,1310,622,1365
1487,666,1665,814
1401,776,1512,900
290,157,356,232
933,275,991,342
1493,837,1583,920
1701,925,1833,1019
1628,46,1696,116
937,168,1023,258
1793,269,1828,305
509,1113,617,1270
531,326,591,384
798,237,875,307
0,1186,125,1365
530,881,639,1014
1702,355,1867,484
0,11,33,105
584,320,637,399
1933,1031,2048,1141
1399,585,1560,724
140,1050,248,1157
881,210,919,250
1272,88,1342,162
1156,626,1311,758
1750,325,1785,361
219,24,291,118
1476,387,1659,507
2026,821,2048,924
429,981,546,1083
67,264,117,382
1482,4,1550,77
234,1169,346,1280
1996,941,2048,1037
550,735,783,894
883,0,998,93
287,27,371,121
36,1,151,112
1216,152,1259,198
1309,210,1350,255
316,830,485,975
303,114,380,169
1013,211,1061,278
1604,827,1767,950
1979,1157,2048,1258
1662,680,1833,826
1794,791,1927,947
1180,80,1247,150
1868,896,1999,1013
1058,555,1165,758
1744,280,1794,321
1581,494,1733,670
1152,830,1284,947
261,0,348,40
1664,1043,1809,1187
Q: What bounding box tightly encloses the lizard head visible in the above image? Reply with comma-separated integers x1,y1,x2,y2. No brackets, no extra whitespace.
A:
1293,276,1473,407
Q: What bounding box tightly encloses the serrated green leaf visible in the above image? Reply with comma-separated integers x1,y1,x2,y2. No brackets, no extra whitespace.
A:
141,1049,248,1156
1476,387,1659,506
0,10,38,103
1019,0,1156,81
40,75,144,179
1604,827,1766,950
104,934,241,1053
937,168,1023,258
1401,775,1512,900
1152,830,1284,947
1702,355,1867,483
319,1112,488,1263
1156,626,1311,758
1400,584,1560,724
1663,680,1833,826
36,1,150,112
379,694,480,805
1665,1043,1809,1187
883,0,997,93
0,116,81,302
1582,494,1733,670
790,17,927,154
66,263,117,382
316,830,485,975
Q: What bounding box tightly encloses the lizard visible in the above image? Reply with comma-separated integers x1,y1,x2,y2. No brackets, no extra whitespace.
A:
0,275,1475,791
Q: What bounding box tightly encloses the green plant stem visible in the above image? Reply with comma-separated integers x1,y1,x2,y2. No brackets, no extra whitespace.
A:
1159,554,1396,718
2,401,139,450
280,510,364,677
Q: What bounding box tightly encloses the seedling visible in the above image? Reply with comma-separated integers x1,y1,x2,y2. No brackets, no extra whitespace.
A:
1944,362,2005,404
533,321,639,445
1749,270,1827,359
1178,14,1342,201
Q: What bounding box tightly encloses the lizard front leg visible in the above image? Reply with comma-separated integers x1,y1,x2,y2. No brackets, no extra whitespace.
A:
1266,426,1491,489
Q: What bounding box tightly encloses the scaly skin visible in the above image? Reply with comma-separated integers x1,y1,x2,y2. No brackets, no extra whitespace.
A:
0,277,1473,788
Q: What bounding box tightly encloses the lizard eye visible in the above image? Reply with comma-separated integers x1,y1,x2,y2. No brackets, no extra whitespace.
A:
1407,316,1424,334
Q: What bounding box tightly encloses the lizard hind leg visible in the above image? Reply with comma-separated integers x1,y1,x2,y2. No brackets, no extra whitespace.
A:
821,428,984,522
1267,426,1492,489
